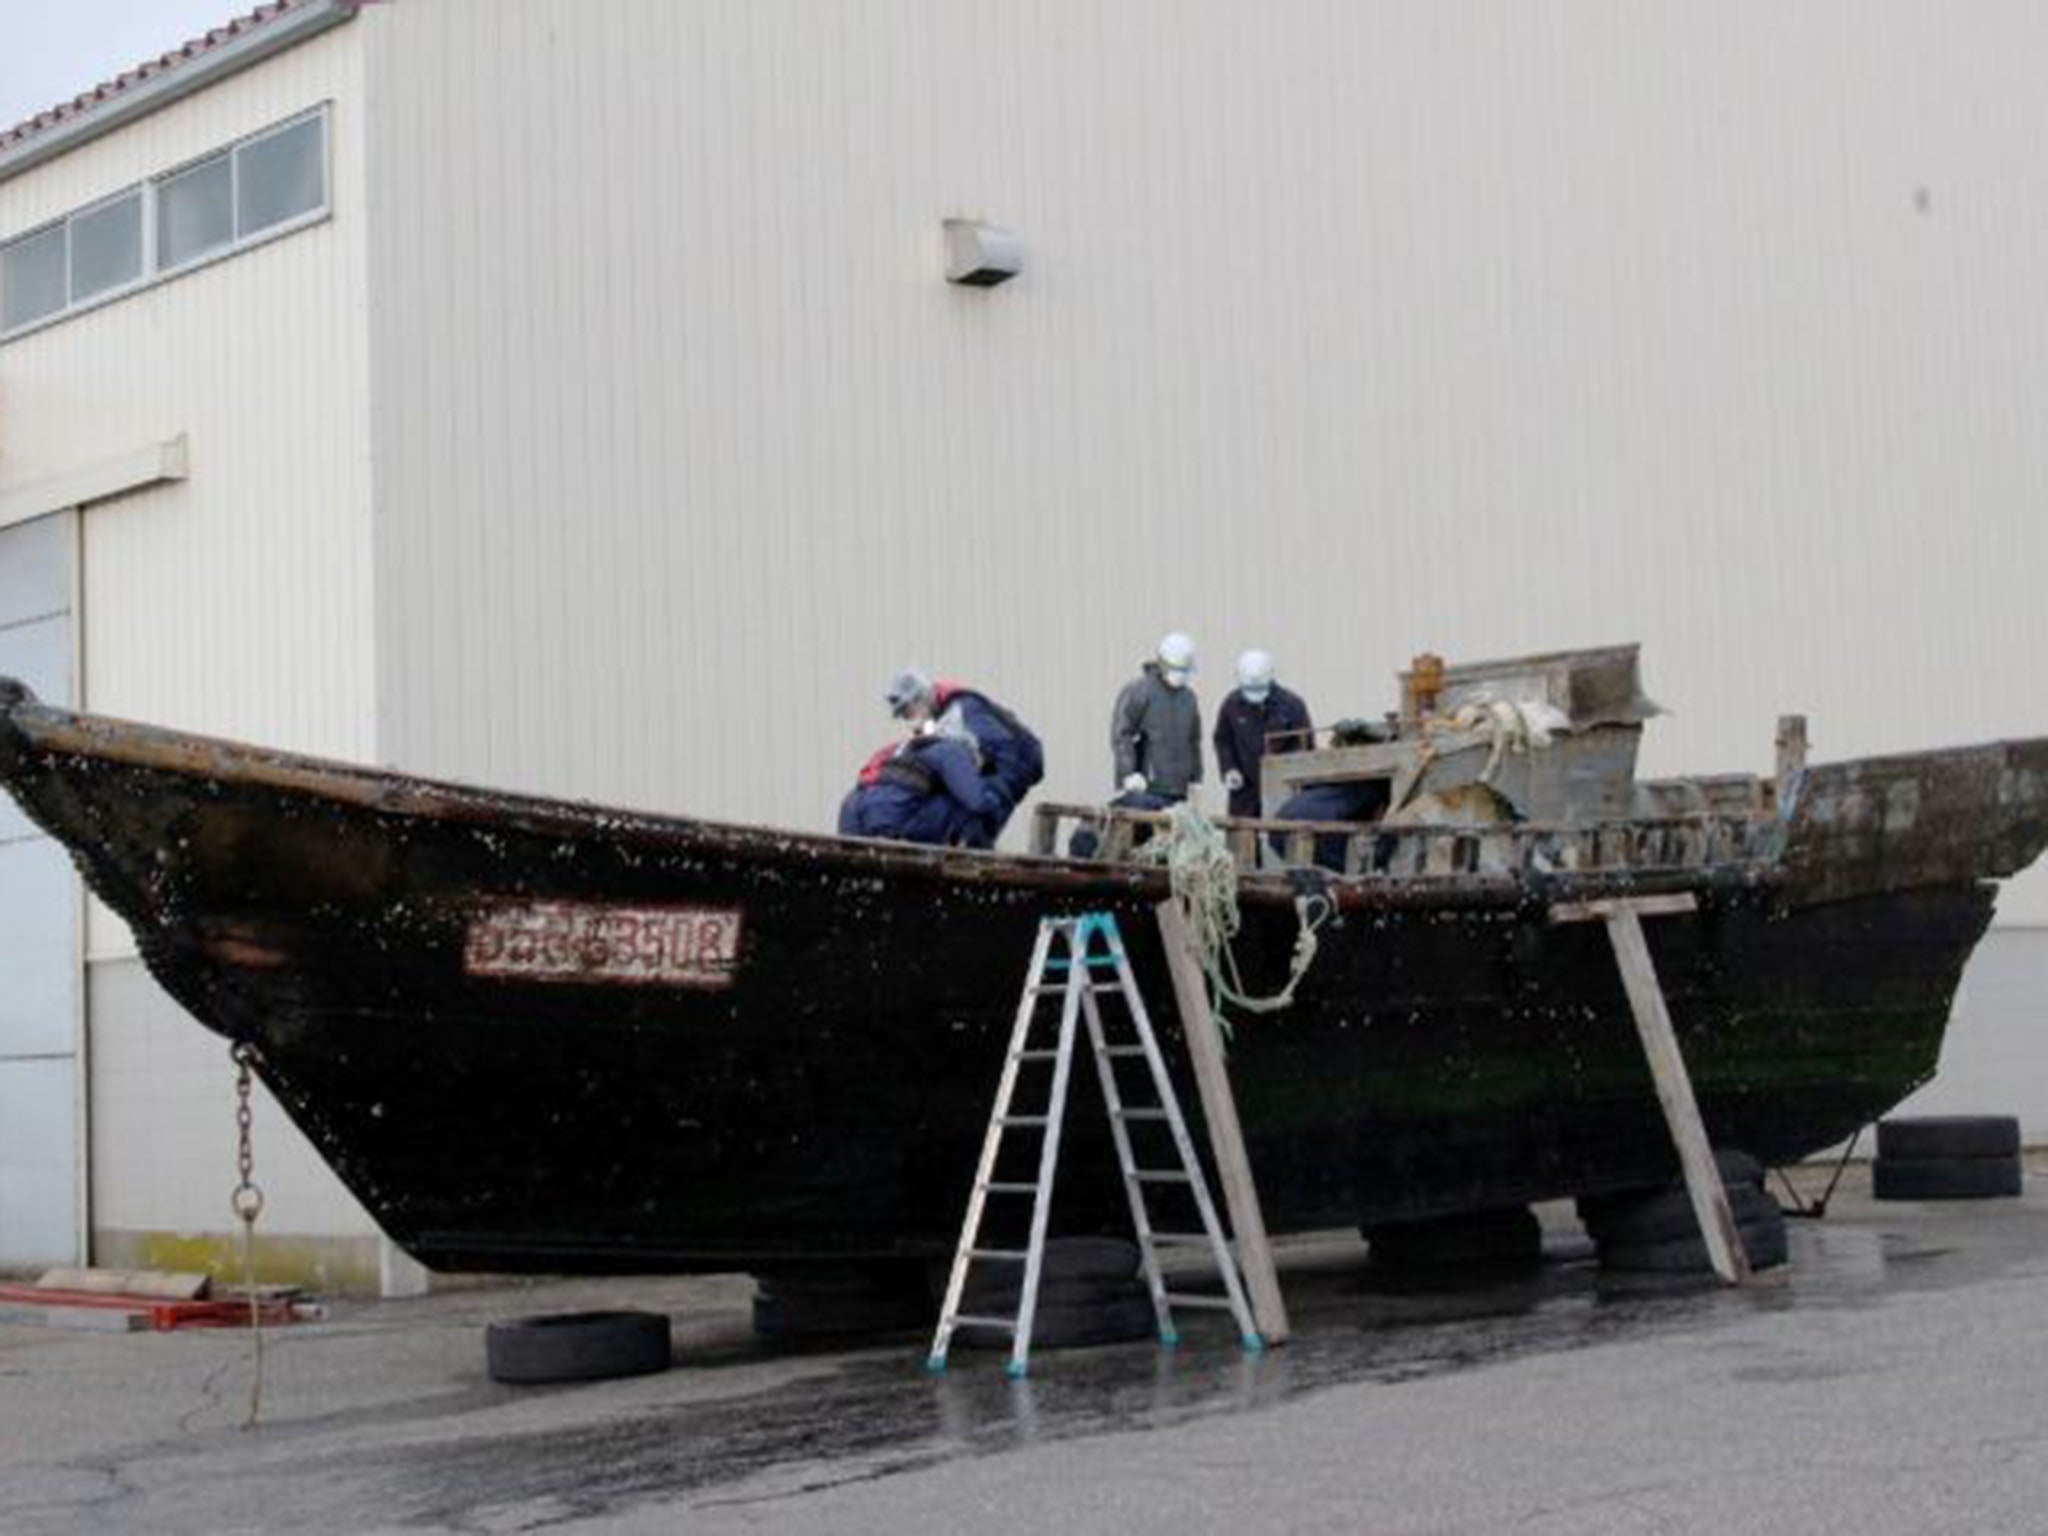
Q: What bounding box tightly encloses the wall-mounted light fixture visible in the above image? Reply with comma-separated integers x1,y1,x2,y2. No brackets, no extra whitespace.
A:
943,218,1023,287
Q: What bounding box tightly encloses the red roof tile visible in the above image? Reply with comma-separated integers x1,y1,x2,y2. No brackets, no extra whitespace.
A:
1,2,302,155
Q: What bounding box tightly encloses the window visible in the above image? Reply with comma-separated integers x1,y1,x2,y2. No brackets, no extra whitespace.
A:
0,224,65,331
68,189,143,302
0,104,330,340
235,115,324,237
157,153,233,272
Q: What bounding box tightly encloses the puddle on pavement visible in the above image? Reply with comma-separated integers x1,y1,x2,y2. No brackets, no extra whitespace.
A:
375,1209,2048,1528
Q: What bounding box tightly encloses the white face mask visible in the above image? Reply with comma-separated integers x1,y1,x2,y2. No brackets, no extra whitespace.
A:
1242,686,1271,704
1162,668,1191,690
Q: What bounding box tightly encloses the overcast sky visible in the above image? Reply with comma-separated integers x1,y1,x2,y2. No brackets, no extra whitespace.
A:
0,0,244,129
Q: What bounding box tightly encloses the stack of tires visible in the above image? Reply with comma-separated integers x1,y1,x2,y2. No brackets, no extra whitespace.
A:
751,1261,934,1338
1872,1115,2024,1200
951,1236,1156,1350
1361,1206,1544,1273
1577,1151,1788,1274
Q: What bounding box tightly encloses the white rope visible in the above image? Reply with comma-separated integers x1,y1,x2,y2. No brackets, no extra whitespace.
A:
1445,698,1569,787
1136,801,1331,1027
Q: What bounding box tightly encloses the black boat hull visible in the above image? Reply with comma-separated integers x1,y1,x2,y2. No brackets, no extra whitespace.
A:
0,679,2035,1274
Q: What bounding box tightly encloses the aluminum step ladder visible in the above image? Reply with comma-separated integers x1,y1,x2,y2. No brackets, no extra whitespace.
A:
927,911,1263,1377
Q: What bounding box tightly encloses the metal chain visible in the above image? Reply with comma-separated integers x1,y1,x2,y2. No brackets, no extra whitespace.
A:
230,1042,266,1430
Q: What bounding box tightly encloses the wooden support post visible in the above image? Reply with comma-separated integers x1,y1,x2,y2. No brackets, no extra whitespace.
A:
1029,804,1059,857
1154,901,1291,1343
1775,714,1809,810
1551,894,1752,1285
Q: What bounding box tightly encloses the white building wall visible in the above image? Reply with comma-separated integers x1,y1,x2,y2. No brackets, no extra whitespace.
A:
359,0,2047,1137
0,0,2042,1282
0,26,375,763
358,0,2048,936
0,23,382,1253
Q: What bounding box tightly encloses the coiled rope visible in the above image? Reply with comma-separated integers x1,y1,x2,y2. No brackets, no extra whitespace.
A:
1136,801,1331,1031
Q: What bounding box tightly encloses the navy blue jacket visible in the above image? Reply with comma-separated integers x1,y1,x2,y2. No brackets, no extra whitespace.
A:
1267,780,1388,870
936,684,1045,847
1213,684,1312,818
838,736,1006,847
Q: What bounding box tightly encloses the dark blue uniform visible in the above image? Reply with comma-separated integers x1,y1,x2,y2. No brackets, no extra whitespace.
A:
935,684,1045,848
838,736,1006,847
1268,780,1389,870
1213,684,1312,819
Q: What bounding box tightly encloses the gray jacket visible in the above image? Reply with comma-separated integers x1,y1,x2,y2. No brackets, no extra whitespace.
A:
1111,663,1203,796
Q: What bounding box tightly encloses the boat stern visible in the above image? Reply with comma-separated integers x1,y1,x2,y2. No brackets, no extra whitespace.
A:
1782,737,2048,905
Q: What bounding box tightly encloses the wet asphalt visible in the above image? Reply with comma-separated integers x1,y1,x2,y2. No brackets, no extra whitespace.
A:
4,1163,2048,1534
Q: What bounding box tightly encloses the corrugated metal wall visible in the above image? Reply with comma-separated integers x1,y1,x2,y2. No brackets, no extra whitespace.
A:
2,2,2044,1269
0,512,80,1268
0,25,374,766
0,24,380,1245
362,0,2048,922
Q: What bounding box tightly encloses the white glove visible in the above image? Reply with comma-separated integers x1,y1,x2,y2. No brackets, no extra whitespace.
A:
1122,773,1148,794
1223,770,1244,792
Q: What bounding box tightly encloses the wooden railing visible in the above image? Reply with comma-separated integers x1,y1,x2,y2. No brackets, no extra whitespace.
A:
1028,801,1780,880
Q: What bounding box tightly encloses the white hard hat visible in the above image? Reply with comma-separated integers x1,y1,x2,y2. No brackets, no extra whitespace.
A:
1236,649,1275,693
1157,631,1197,673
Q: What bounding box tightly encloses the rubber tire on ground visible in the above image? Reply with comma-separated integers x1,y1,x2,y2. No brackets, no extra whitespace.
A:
751,1286,933,1338
954,1290,1158,1351
1872,1152,2023,1201
1876,1116,2021,1162
485,1311,672,1384
929,1236,1141,1306
1577,1149,1767,1231
1598,1211,1790,1275
1362,1206,1543,1269
958,1273,1140,1315
1033,1236,1142,1285
1579,1180,1783,1247
754,1260,929,1298
958,1267,1149,1315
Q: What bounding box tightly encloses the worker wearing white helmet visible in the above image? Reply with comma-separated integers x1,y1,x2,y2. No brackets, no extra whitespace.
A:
1110,632,1204,802
1213,648,1313,818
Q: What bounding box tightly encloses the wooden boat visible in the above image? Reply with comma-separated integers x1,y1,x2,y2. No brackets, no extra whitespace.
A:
2,648,2044,1278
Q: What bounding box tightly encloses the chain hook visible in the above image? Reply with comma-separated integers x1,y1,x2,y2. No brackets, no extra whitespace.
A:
230,1040,266,1429
231,1040,265,1225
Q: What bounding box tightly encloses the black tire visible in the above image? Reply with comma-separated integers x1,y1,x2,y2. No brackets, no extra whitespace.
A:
755,1259,929,1297
1599,1212,1789,1275
1037,1236,1142,1284
1577,1149,1768,1234
752,1263,935,1337
954,1291,1158,1350
1363,1206,1543,1269
958,1265,1148,1314
1872,1152,2024,1201
932,1236,1141,1306
1876,1116,2021,1161
751,1285,932,1337
485,1311,672,1384
1579,1181,1783,1247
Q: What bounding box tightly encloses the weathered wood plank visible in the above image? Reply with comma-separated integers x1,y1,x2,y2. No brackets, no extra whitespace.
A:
35,1267,207,1301
1549,893,1699,924
1600,902,1752,1286
1155,901,1290,1344
1029,804,1059,857
1775,714,1808,809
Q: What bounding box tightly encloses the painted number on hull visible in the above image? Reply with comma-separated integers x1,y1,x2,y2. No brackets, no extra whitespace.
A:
464,901,744,988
